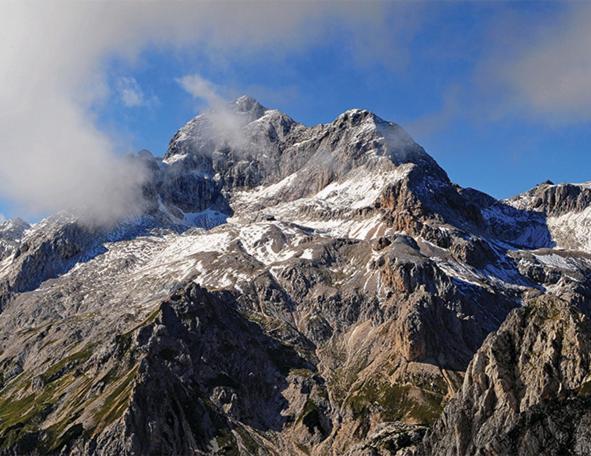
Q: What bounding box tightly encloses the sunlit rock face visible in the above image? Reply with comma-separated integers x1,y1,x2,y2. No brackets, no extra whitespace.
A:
422,296,591,456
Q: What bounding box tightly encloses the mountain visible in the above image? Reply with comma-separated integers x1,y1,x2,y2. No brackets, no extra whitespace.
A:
0,97,589,455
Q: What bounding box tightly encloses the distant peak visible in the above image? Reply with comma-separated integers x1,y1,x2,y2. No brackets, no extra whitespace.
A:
335,108,396,131
341,108,370,116
234,94,257,105
338,108,375,122
233,95,266,116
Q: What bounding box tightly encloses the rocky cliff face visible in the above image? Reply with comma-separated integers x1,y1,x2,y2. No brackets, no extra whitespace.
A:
422,296,591,456
0,97,589,455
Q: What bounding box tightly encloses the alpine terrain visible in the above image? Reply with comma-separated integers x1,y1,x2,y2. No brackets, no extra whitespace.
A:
1,96,590,455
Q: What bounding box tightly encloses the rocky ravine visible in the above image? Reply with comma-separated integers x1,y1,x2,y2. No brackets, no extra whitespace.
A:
0,97,590,455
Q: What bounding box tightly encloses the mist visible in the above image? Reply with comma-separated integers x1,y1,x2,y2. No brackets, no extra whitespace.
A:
178,74,256,152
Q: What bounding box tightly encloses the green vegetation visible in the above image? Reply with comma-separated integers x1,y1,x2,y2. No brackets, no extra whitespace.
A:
0,373,74,450
38,363,139,451
92,365,139,433
297,399,324,435
328,355,368,404
245,311,276,331
0,344,95,451
43,420,86,453
346,379,444,426
579,378,591,396
0,338,142,453
295,442,312,455
289,368,314,378
297,399,319,425
234,426,261,454
524,298,565,322
123,305,162,336
114,332,133,356
40,345,94,383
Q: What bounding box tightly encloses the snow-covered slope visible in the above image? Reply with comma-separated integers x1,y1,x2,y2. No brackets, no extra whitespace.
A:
506,180,591,252
546,206,591,251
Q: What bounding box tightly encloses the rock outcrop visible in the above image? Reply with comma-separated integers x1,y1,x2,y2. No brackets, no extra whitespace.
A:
422,296,591,455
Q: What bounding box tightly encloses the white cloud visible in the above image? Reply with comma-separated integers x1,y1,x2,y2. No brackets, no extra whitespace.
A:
484,3,591,121
117,77,147,108
177,74,225,108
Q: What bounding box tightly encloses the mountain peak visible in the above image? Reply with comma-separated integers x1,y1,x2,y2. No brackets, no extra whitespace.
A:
338,107,374,120
331,108,438,170
233,95,266,117
163,98,445,194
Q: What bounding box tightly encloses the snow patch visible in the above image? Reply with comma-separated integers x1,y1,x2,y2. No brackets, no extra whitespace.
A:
533,253,578,271
163,153,188,165
548,206,591,252
182,209,228,229
314,166,409,210
238,222,305,265
300,248,314,260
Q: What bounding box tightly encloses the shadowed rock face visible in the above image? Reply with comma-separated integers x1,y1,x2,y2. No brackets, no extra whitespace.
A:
0,218,30,260
0,97,589,455
87,284,330,456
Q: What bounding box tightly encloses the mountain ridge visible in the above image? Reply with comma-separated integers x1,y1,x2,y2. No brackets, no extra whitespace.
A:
0,97,589,455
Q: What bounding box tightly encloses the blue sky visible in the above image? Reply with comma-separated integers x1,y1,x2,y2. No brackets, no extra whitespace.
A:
2,1,591,220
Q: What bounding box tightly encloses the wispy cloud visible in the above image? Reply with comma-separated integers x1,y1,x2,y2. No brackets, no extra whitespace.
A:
116,77,156,108
177,73,251,150
481,2,591,122
405,85,462,138
177,74,225,108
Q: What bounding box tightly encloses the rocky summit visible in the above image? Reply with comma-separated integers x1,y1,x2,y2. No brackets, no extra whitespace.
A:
0,97,590,455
